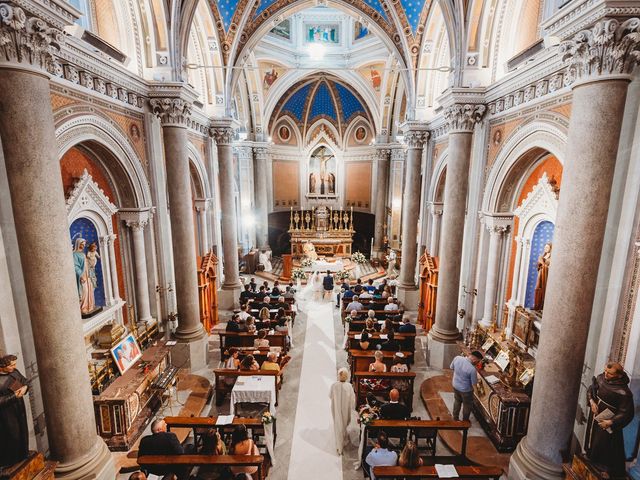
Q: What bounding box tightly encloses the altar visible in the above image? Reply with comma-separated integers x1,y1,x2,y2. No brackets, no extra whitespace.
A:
289,205,354,258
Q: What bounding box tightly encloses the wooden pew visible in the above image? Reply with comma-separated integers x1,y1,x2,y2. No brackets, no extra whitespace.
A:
353,371,416,409
342,309,404,321
372,465,504,479
348,320,401,332
213,369,280,407
347,332,416,354
137,454,264,480
218,332,288,357
164,416,275,456
348,350,412,379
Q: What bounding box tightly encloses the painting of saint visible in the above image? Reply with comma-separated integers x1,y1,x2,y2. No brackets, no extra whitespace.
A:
308,146,336,195
307,24,339,43
355,126,367,142
354,21,370,40
270,19,291,40
370,68,381,91
111,334,142,374
278,125,291,142
263,66,279,90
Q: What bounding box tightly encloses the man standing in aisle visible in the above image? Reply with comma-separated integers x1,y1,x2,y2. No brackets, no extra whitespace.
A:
450,351,483,421
323,270,334,301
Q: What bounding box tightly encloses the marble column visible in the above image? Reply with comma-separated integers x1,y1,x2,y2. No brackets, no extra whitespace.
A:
210,121,242,308
429,101,486,368
253,145,270,250
397,124,429,309
479,218,511,328
150,89,206,369
0,3,114,478
99,235,115,306
373,148,391,257
509,18,640,480
120,210,154,323
428,202,443,256
195,199,211,256
106,234,121,303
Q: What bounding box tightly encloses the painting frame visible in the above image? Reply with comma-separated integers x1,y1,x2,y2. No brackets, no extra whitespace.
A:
305,23,340,44
110,333,142,375
513,308,532,346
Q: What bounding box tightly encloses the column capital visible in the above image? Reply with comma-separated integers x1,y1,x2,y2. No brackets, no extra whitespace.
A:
149,83,198,127
443,103,487,133
560,18,640,85
252,144,270,160
375,147,392,160
429,202,443,216
119,208,153,230
482,212,513,231
209,118,237,145
0,2,71,74
194,198,212,212
400,122,429,148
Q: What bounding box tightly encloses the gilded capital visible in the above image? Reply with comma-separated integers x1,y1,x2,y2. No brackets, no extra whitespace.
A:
0,3,65,73
444,103,486,132
209,126,234,145
560,18,640,82
150,97,192,126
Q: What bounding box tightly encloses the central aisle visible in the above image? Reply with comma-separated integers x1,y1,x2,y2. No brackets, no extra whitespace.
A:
287,299,343,479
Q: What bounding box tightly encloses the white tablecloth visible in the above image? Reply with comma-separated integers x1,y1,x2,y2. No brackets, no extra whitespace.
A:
307,260,344,272
230,375,277,416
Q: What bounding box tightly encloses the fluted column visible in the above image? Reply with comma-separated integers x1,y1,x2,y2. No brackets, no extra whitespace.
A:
120,210,154,323
195,198,212,256
210,120,242,293
397,124,429,309
373,147,391,256
150,90,204,342
253,145,270,249
429,99,486,368
428,202,443,256
479,217,511,328
0,3,114,478
106,234,121,303
510,18,640,480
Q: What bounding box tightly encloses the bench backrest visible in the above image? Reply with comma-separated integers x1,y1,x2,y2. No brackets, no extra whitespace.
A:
372,465,503,479
353,371,416,409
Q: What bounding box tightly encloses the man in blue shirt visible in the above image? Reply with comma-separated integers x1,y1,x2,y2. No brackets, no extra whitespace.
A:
450,351,483,421
365,431,398,480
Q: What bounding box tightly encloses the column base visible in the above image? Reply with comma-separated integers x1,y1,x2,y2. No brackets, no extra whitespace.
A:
509,438,564,480
427,330,461,369
219,285,242,310
55,437,115,480
171,335,208,372
396,284,419,310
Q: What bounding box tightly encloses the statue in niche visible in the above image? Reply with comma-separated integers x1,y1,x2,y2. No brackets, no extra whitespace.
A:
534,243,552,310
308,147,336,195
72,237,97,315
86,243,101,291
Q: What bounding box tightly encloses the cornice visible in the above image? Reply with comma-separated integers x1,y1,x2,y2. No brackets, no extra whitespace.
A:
10,0,80,30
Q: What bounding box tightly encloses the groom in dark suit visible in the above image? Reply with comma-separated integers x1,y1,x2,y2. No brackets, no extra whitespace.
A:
322,270,334,301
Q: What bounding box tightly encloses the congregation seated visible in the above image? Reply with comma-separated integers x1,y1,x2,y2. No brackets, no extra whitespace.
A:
249,277,257,292
364,279,376,294
354,279,364,294
223,347,240,370
380,319,395,335
272,297,289,310
343,286,355,300
254,286,267,302
229,425,260,478
398,316,416,334
347,296,364,312
138,418,185,478
239,355,259,371
253,295,271,312
359,331,371,350
369,350,387,373
195,429,227,480
363,317,377,334
283,286,295,299
365,432,398,480
239,304,251,322
398,441,423,469
360,289,373,299
239,285,255,304
389,353,409,391
261,352,281,372
380,331,401,352
253,330,270,348
226,314,242,333
246,317,256,334
257,307,271,326
384,298,399,311
379,389,410,420
270,281,282,297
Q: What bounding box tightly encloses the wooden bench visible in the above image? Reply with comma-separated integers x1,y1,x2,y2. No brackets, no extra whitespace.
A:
372,465,503,479
353,371,416,409
342,309,404,321
348,320,402,332
164,416,275,457
348,350,413,379
348,332,416,353
137,454,264,480
218,332,288,357
213,369,281,407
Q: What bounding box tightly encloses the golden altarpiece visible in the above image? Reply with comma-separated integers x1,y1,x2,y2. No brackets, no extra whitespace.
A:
288,205,354,258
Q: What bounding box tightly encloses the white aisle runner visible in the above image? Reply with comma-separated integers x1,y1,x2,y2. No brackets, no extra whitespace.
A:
287,300,344,480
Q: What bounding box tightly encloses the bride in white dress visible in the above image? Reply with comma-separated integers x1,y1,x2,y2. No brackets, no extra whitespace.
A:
296,271,319,312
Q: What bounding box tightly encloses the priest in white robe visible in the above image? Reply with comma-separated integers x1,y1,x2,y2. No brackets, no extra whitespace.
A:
329,367,356,455
259,250,273,272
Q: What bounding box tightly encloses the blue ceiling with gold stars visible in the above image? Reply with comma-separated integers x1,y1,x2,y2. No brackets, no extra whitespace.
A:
401,0,426,33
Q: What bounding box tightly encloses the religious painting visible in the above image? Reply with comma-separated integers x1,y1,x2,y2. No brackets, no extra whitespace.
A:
278,124,291,142
270,19,291,40
354,21,370,41
513,309,532,346
263,66,279,90
129,123,141,142
306,24,339,43
359,64,383,92
354,126,367,143
308,146,337,195
70,218,105,317
110,334,142,375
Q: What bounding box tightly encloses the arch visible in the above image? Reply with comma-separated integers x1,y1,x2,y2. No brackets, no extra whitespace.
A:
187,141,212,199
428,148,448,203
482,120,567,213
56,115,153,209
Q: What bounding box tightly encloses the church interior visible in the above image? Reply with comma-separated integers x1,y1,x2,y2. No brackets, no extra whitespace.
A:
1,0,640,479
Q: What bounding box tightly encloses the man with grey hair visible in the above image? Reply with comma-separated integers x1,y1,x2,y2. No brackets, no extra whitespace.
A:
330,367,356,455
346,295,364,312
138,417,184,478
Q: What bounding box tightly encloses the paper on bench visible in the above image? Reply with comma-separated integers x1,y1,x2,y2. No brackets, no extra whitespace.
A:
215,415,235,425
379,334,388,340
484,375,500,385
435,464,458,478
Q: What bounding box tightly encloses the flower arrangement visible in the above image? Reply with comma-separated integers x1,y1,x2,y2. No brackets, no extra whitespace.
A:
291,268,306,280
358,404,380,426
351,251,367,264
335,270,351,281
300,258,313,268
261,411,275,424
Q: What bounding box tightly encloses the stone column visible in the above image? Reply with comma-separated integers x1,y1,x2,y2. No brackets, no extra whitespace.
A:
106,234,121,303
429,100,486,368
253,145,270,250
479,217,511,328
99,235,115,306
211,120,242,308
509,18,640,480
120,210,154,323
397,124,429,309
0,3,114,478
150,88,206,369
373,147,391,257
195,198,211,256
428,202,443,256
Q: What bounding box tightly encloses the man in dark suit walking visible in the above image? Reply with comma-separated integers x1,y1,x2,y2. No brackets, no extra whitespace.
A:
323,270,334,301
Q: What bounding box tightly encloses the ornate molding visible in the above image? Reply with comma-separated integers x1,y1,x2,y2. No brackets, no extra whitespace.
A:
400,122,430,149
150,97,192,127
0,3,64,72
375,148,391,160
209,126,234,145
253,146,270,160
118,208,153,231
66,169,118,233
443,104,487,132
560,18,640,82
